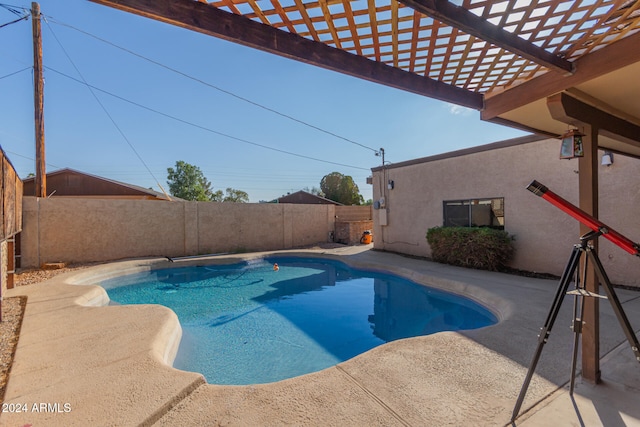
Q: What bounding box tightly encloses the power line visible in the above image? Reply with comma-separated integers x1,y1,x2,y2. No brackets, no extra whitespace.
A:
4,149,372,198
47,17,381,155
4,149,64,170
0,3,27,16
43,16,171,198
0,66,29,80
0,14,26,28
0,3,28,28
4,7,372,180
45,66,370,171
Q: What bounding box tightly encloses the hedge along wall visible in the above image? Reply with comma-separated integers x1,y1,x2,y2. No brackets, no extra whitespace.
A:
20,197,339,268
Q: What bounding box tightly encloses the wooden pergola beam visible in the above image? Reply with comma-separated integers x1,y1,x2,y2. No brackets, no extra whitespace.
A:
397,0,573,75
482,31,640,120
547,92,640,146
89,0,483,109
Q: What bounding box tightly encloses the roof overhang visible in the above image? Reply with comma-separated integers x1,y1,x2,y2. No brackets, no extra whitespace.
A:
482,31,640,158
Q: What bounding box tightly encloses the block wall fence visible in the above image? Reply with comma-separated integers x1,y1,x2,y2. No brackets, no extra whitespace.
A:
20,198,372,268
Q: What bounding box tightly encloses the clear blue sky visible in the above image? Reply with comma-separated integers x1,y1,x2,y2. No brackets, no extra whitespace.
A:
0,0,528,202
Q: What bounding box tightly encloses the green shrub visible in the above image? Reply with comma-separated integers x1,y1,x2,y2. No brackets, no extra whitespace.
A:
426,226,515,271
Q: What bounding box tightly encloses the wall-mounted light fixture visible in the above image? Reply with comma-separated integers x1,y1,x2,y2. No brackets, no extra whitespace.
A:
601,151,614,166
387,180,394,190
559,129,584,159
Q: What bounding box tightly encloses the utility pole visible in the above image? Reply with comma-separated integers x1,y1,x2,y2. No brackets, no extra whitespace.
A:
32,2,46,197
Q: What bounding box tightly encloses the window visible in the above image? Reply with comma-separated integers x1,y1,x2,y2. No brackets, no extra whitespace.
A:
443,198,504,229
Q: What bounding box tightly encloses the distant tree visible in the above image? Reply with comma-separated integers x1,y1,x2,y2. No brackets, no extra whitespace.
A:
167,160,215,201
303,186,324,197
222,188,249,203
211,190,224,202
320,172,363,205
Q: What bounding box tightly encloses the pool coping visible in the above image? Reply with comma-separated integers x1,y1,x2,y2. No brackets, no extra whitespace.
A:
2,247,639,426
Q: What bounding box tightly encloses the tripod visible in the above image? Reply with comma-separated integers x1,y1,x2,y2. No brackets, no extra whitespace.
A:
511,230,640,422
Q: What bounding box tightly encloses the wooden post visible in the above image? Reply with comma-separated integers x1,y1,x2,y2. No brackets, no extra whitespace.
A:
578,124,601,383
32,2,46,198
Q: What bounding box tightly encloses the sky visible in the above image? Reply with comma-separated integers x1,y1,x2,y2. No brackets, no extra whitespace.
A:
0,0,528,202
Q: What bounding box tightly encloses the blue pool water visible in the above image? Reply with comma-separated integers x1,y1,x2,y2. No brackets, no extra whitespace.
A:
101,257,497,385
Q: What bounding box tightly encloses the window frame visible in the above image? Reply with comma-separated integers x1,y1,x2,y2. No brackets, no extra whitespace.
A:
442,197,505,230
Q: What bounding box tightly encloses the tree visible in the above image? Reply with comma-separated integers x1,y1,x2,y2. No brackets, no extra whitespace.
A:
210,188,249,202
211,190,224,202
222,188,249,203
167,160,215,201
303,186,324,197
320,172,363,205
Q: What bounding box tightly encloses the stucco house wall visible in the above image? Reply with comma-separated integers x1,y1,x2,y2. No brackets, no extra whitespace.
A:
371,135,640,287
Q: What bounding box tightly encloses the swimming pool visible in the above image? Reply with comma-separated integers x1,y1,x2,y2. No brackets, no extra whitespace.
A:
101,257,497,385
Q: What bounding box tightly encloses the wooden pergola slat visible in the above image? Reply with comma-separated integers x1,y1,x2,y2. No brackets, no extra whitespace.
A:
396,0,574,74
90,0,483,109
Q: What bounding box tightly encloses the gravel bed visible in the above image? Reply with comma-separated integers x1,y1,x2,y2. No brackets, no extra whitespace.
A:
0,296,26,404
14,264,99,287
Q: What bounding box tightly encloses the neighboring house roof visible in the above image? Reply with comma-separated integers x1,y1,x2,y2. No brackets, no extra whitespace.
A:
276,190,343,205
22,168,175,201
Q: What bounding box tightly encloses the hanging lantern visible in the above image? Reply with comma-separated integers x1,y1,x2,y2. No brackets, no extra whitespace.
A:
559,129,584,159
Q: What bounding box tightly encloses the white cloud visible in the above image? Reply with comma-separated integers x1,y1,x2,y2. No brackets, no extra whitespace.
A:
446,103,474,116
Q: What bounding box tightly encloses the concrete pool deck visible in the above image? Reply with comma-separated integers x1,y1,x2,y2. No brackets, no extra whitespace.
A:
2,246,639,426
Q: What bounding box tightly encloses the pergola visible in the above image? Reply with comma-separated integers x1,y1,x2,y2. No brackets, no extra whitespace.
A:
89,0,640,385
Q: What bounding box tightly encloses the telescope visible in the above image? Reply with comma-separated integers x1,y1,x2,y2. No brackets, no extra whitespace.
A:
512,180,640,423
527,180,640,256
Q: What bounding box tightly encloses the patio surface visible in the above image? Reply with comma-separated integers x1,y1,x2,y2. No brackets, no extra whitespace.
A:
1,246,639,426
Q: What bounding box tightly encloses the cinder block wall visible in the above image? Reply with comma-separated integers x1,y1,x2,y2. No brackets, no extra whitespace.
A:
20,199,343,268
335,221,373,245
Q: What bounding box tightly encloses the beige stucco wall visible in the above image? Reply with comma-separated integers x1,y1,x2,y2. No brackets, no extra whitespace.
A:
196,203,334,254
20,198,337,268
372,137,640,286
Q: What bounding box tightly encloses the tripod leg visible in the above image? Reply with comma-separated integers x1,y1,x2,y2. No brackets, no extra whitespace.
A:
569,286,584,396
511,246,583,422
587,250,640,363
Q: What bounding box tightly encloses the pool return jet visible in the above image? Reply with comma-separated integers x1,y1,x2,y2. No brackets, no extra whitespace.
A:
511,180,640,422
